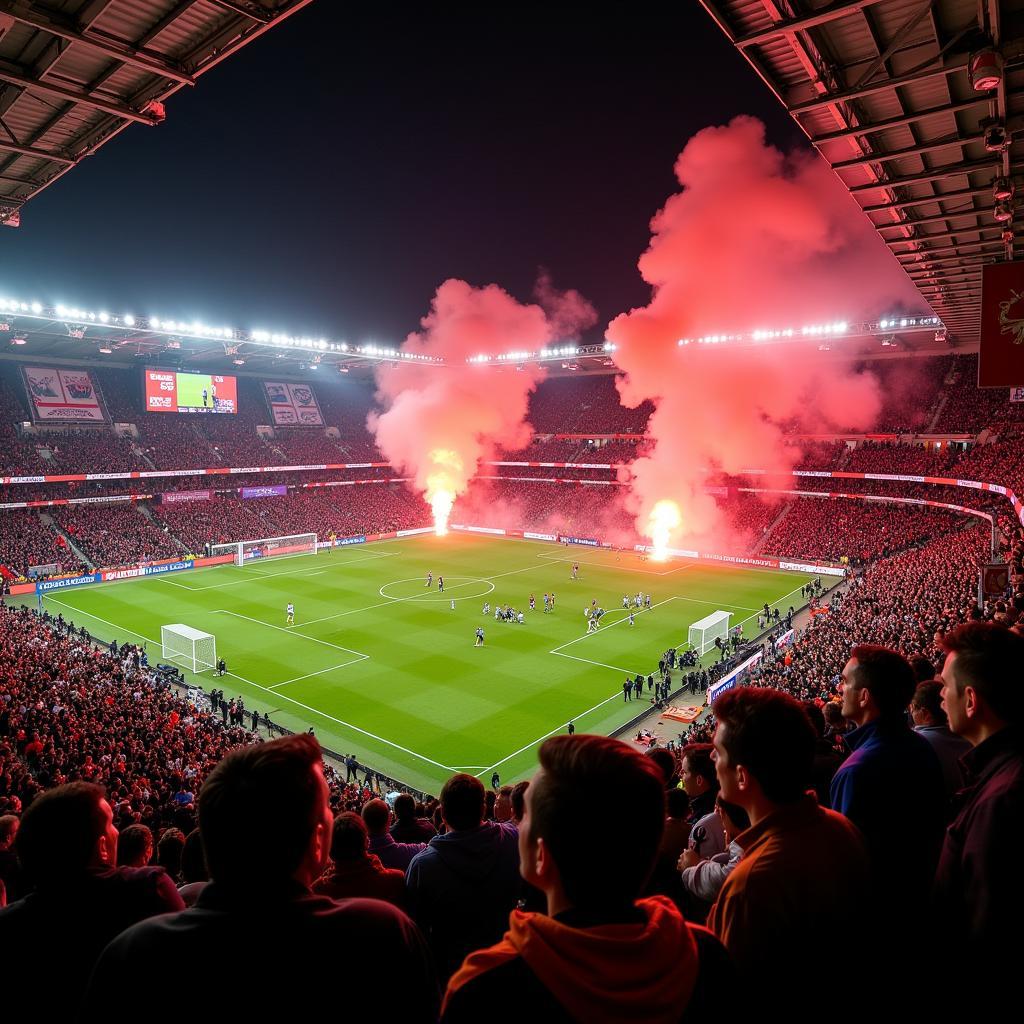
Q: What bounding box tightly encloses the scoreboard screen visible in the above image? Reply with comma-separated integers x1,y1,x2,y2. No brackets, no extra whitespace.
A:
145,370,238,414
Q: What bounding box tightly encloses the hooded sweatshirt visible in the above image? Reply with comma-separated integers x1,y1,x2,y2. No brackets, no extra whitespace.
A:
442,896,700,1024
405,820,521,980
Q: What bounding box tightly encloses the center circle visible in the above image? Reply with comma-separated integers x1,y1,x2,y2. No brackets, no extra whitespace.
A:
379,576,496,602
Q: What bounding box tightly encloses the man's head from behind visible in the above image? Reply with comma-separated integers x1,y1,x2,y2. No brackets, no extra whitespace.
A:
712,687,815,813
520,734,665,913
15,782,118,887
393,792,417,823
840,645,916,726
117,823,154,868
198,734,331,889
440,774,485,832
941,622,1024,743
330,812,370,863
361,798,390,838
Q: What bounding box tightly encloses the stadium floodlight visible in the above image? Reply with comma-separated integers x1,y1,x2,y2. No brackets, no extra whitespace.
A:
688,610,732,657
161,624,217,675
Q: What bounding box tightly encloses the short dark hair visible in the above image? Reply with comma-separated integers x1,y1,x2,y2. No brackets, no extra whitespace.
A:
15,782,107,884
440,774,485,831
715,796,750,835
361,798,390,835
199,734,323,884
941,622,1024,724
645,747,677,788
712,687,816,804
802,701,825,738
511,781,529,821
681,743,718,791
912,680,946,724
909,655,936,683
849,645,916,718
0,815,19,846
530,735,664,909
666,787,690,819
180,828,208,884
117,824,154,866
393,792,416,822
330,812,369,862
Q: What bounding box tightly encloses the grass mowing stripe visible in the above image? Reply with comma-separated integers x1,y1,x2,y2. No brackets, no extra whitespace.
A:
29,535,817,791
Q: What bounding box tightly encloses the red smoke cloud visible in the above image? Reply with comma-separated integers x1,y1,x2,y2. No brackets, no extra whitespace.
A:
606,116,928,548
369,278,561,529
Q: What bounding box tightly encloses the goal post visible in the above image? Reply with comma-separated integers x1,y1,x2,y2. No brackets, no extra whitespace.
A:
688,610,732,657
161,624,217,675
212,532,318,567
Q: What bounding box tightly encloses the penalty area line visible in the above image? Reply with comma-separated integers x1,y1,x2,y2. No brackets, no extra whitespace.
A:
38,597,457,775
267,656,369,689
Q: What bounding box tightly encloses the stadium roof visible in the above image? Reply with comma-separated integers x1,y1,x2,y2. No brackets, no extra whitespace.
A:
700,0,1024,345
0,0,313,226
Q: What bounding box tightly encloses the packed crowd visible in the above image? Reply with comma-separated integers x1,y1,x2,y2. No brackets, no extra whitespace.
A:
50,505,182,568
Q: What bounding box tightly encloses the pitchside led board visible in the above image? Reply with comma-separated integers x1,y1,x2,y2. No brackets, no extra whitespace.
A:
979,262,1024,388
145,369,238,414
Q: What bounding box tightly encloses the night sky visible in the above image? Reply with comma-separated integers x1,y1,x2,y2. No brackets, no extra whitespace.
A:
3,4,801,344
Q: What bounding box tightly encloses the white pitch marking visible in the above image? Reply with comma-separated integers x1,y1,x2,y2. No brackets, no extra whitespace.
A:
551,651,641,675
268,657,368,689
211,609,369,660
37,597,456,774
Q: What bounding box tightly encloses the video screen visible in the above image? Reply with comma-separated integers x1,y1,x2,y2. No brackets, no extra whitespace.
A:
145,369,238,414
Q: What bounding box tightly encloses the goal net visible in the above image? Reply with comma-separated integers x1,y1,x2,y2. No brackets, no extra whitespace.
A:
212,532,318,567
688,610,732,657
161,624,217,675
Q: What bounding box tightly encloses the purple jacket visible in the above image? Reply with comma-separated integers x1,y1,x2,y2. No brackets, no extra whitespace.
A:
368,831,426,872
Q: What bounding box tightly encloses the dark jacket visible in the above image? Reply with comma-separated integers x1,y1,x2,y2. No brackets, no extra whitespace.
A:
313,853,406,908
0,866,183,1019
81,880,438,1023
933,726,1024,978
392,816,437,844
830,717,945,908
406,821,520,981
369,831,426,872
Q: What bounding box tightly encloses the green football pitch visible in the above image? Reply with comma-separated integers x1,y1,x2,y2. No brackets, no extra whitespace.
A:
25,535,814,793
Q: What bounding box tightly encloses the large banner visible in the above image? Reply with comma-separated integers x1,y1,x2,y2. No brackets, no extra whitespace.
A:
21,366,108,423
980,262,1024,387
263,381,324,426
240,484,287,499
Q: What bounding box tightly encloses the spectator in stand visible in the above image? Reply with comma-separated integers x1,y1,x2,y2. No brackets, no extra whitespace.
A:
177,827,208,907
707,688,869,1012
363,797,426,871
442,734,733,1023
803,700,844,806
646,787,690,907
910,679,971,795
0,782,184,1019
406,772,521,982
0,814,24,904
933,622,1024,987
679,744,725,860
510,781,529,826
831,645,946,916
81,735,438,1023
391,791,437,843
680,797,748,911
313,811,406,908
117,823,154,867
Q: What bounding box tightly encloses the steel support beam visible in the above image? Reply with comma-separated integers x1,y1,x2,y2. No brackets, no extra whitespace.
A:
0,64,159,124
849,157,998,193
888,225,1013,247
2,3,195,85
0,137,74,164
204,0,272,22
812,97,997,145
789,54,969,116
879,207,993,231
831,133,983,171
736,1,886,48
860,184,1009,212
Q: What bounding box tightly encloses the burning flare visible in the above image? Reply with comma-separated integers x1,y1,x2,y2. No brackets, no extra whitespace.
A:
427,449,463,536
647,499,682,561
